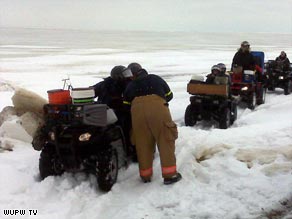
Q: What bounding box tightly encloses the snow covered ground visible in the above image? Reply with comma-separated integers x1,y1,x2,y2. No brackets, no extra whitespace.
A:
0,28,292,219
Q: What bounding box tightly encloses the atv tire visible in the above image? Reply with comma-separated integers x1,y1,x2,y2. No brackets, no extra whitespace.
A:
219,108,231,129
230,103,237,125
247,92,257,110
184,104,197,127
97,148,118,192
284,80,292,95
257,87,266,105
39,145,63,179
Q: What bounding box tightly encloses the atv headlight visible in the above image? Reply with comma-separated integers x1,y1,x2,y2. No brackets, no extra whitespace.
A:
195,99,202,103
48,132,56,141
79,132,91,142
241,86,248,91
279,76,284,80
213,100,219,104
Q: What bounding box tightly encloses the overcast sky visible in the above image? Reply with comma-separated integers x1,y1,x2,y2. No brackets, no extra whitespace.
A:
1,0,292,33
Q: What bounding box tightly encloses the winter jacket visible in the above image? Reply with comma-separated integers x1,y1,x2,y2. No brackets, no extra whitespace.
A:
275,56,291,71
232,49,255,71
92,77,128,109
123,69,173,105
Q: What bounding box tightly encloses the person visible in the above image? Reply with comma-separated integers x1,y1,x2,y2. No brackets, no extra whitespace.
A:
206,65,221,84
275,51,291,71
231,41,255,71
124,65,182,185
215,63,231,85
92,65,134,157
92,65,132,109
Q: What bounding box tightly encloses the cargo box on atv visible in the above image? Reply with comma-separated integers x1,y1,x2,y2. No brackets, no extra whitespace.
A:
187,83,229,97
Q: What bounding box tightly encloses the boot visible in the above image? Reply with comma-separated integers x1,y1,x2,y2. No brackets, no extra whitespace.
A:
141,177,151,183
163,172,182,185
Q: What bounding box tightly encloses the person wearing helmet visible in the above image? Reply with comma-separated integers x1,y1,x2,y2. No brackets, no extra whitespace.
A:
231,41,255,71
92,65,132,108
92,65,134,158
275,51,291,71
123,65,181,185
216,63,231,84
206,65,221,84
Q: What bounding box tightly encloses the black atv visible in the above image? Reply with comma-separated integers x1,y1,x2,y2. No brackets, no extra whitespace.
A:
184,77,237,129
264,60,292,95
36,103,127,192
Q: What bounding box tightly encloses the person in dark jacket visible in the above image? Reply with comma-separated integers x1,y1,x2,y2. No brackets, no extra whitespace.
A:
92,65,134,157
275,51,291,71
92,66,132,109
206,65,221,84
231,41,255,71
124,66,182,185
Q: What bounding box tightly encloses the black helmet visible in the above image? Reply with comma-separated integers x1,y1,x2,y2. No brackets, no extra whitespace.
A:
128,63,142,75
111,65,126,80
217,63,226,74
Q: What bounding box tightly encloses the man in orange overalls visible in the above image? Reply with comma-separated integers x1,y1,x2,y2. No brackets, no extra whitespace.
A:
124,63,182,185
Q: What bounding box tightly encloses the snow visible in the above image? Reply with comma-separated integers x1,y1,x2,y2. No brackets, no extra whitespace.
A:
0,28,292,219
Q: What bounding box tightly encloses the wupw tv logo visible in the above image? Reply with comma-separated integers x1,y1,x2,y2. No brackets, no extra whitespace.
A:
3,209,38,217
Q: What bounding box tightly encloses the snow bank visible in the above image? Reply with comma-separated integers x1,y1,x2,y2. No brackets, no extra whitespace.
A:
0,88,46,149
12,88,47,116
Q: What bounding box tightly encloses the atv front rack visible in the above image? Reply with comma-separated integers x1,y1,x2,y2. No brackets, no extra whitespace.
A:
44,103,108,127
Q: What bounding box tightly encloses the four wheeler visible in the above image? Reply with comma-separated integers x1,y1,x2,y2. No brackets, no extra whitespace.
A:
34,87,127,192
264,61,292,95
184,75,237,129
230,51,266,110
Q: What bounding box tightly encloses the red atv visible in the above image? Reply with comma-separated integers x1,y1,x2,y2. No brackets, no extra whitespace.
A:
230,51,266,110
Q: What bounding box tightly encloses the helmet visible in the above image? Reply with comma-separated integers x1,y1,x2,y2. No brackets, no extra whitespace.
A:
211,65,221,74
241,41,250,47
128,63,142,75
110,65,126,80
217,63,226,74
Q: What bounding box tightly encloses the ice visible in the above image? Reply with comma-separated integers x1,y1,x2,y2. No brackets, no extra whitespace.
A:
0,28,292,219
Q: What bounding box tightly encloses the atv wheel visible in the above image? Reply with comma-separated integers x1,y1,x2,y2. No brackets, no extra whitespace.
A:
284,80,292,95
219,108,231,129
247,92,257,110
184,104,197,126
230,103,237,125
97,148,118,192
39,145,63,179
257,87,266,105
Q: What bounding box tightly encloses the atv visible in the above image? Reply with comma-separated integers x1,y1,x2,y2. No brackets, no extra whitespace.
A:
184,75,237,129
34,87,127,192
264,60,292,95
230,51,266,110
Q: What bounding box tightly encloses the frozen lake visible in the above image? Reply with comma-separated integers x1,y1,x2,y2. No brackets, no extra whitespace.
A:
0,28,292,219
